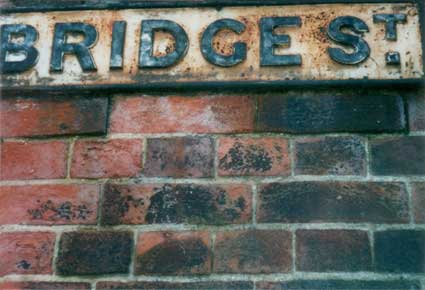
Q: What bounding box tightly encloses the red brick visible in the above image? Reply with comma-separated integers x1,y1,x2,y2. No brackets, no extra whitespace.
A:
97,281,253,290
144,137,214,178
412,183,425,223
214,230,292,273
101,183,252,225
110,95,254,134
0,184,99,225
296,230,372,272
135,231,211,275
0,282,91,290
0,140,67,181
0,232,56,276
0,97,108,138
71,139,143,178
218,137,290,176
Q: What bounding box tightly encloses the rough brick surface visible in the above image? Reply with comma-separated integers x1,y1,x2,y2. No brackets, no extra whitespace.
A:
101,183,252,225
256,93,405,133
370,136,425,175
0,232,55,276
218,137,290,176
97,281,253,290
110,95,254,133
257,182,409,223
296,230,372,272
374,230,425,273
0,97,108,138
71,139,143,178
407,91,425,131
214,230,292,273
0,140,67,180
144,137,214,178
135,231,211,275
256,280,422,290
0,282,91,290
0,184,99,225
294,136,366,175
411,182,425,223
56,231,133,275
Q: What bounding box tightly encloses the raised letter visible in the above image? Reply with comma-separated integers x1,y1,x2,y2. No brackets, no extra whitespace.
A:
110,21,127,69
139,20,188,68
50,22,98,72
373,14,406,41
201,19,246,67
0,24,38,73
327,16,370,65
260,17,301,66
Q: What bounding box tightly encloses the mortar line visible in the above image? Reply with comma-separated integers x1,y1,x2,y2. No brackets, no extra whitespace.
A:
66,137,76,179
3,175,425,187
51,231,62,276
289,138,296,177
364,137,371,180
291,229,297,274
405,181,415,225
129,229,138,278
252,183,258,225
213,135,220,179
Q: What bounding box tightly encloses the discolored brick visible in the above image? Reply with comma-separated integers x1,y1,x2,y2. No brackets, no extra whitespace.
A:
0,184,99,225
296,230,372,272
56,231,133,275
71,139,143,178
257,182,409,223
110,95,254,134
370,136,425,175
407,90,425,131
256,93,405,133
0,140,67,181
135,231,211,275
218,137,290,176
213,230,292,273
374,230,425,273
411,183,425,223
96,281,253,290
0,97,108,138
0,232,55,276
0,282,91,290
256,280,421,290
294,136,366,175
101,183,252,225
144,137,214,178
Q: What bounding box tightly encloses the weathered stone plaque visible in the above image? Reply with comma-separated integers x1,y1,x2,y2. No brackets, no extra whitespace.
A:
0,3,423,90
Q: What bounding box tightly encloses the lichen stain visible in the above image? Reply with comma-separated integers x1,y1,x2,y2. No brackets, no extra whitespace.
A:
219,142,273,173
27,200,92,221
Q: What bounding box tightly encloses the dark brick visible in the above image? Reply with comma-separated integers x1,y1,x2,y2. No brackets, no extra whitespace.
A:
144,137,214,178
97,281,253,290
407,89,425,131
256,93,405,133
0,282,91,290
135,231,211,275
294,136,366,175
257,280,421,290
296,230,372,272
374,230,425,273
257,182,409,223
56,231,133,275
213,230,292,274
370,136,425,175
412,183,425,223
101,183,252,225
0,97,108,137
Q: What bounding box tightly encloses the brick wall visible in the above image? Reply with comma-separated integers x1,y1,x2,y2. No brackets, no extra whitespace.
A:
0,88,424,290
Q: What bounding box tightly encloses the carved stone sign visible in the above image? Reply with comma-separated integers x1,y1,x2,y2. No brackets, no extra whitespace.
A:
0,3,423,90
